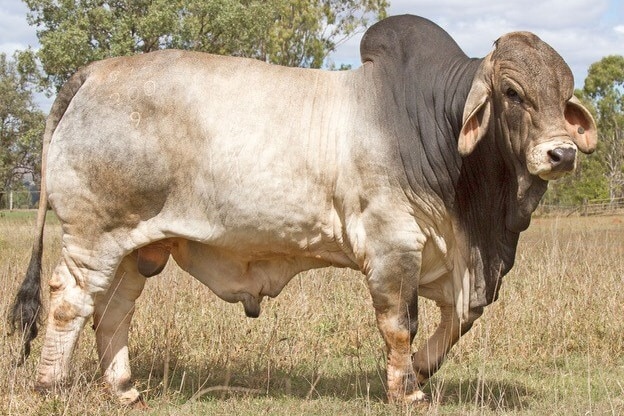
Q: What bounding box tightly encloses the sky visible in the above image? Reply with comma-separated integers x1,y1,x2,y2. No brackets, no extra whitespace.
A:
329,0,624,87
0,0,622,111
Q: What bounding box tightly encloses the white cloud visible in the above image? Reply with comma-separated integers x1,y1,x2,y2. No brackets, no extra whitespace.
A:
0,42,29,57
0,0,38,56
388,0,609,29
328,0,623,88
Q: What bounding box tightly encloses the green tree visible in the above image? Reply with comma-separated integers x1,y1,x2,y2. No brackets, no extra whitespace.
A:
543,151,609,206
0,52,45,205
24,0,388,91
582,55,624,202
544,57,624,206
543,91,610,205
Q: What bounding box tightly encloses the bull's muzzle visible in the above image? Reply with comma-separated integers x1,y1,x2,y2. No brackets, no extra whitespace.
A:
547,147,576,173
527,140,578,180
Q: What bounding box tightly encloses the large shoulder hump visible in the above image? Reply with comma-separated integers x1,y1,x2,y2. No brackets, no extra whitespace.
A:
360,14,467,64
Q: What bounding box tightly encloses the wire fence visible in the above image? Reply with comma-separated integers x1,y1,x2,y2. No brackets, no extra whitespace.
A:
536,197,624,217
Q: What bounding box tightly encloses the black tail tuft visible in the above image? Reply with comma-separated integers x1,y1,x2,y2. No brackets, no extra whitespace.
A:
9,238,43,364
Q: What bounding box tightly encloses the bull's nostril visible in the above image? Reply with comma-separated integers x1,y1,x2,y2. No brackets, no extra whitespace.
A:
548,147,576,172
548,148,564,163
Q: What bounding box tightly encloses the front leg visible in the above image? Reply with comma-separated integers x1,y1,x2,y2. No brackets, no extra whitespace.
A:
366,245,425,404
412,303,482,384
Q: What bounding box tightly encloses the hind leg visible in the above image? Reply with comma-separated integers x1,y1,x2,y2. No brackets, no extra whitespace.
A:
93,253,146,407
36,247,119,392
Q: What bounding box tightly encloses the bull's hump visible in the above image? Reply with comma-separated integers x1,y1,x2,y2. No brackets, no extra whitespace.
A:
360,14,467,64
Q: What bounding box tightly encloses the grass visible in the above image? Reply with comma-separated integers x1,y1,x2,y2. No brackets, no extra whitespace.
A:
1,212,623,415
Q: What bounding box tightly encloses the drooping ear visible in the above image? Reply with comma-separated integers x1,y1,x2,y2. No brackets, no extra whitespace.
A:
565,95,597,154
458,59,492,156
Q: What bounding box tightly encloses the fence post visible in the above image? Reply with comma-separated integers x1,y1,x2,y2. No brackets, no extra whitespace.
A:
9,191,13,211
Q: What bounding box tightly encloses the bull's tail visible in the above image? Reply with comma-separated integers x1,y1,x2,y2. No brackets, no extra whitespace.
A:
9,67,91,363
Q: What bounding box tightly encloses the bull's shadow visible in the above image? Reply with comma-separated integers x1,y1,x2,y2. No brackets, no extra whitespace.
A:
131,356,540,411
131,354,388,403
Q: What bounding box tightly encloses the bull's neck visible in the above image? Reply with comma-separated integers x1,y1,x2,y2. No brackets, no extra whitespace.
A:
441,58,484,144
401,56,482,207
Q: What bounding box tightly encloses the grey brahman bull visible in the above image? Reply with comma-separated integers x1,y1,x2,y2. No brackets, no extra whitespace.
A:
11,15,596,406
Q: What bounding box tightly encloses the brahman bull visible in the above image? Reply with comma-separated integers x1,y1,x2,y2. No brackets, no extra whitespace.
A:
10,15,596,406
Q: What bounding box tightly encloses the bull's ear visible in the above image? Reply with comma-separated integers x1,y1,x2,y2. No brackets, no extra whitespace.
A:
458,78,491,156
459,56,493,156
565,95,597,154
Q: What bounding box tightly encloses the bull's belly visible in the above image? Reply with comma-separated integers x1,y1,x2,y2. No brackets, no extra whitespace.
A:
134,235,358,316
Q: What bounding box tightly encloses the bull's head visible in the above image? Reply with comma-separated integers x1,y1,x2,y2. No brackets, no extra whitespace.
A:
457,32,597,181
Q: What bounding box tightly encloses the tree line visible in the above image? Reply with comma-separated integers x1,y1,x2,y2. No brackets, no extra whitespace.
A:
1,1,622,207
544,55,624,205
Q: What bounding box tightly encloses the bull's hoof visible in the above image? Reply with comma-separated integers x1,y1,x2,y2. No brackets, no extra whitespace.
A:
127,394,149,410
115,386,147,409
33,382,51,395
388,389,429,405
404,389,429,403
34,379,66,395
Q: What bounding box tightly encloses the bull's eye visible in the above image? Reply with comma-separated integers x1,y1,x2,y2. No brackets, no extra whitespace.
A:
506,88,523,104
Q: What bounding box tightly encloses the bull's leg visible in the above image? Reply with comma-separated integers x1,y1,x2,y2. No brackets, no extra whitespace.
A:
366,250,424,404
373,295,423,403
93,253,146,407
412,303,483,383
35,249,118,392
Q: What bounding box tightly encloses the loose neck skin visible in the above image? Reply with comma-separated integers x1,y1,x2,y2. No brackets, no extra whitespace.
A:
452,78,548,306
394,55,483,209
387,52,546,305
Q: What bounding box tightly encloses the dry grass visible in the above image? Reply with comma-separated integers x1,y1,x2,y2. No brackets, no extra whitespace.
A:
1,211,623,415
